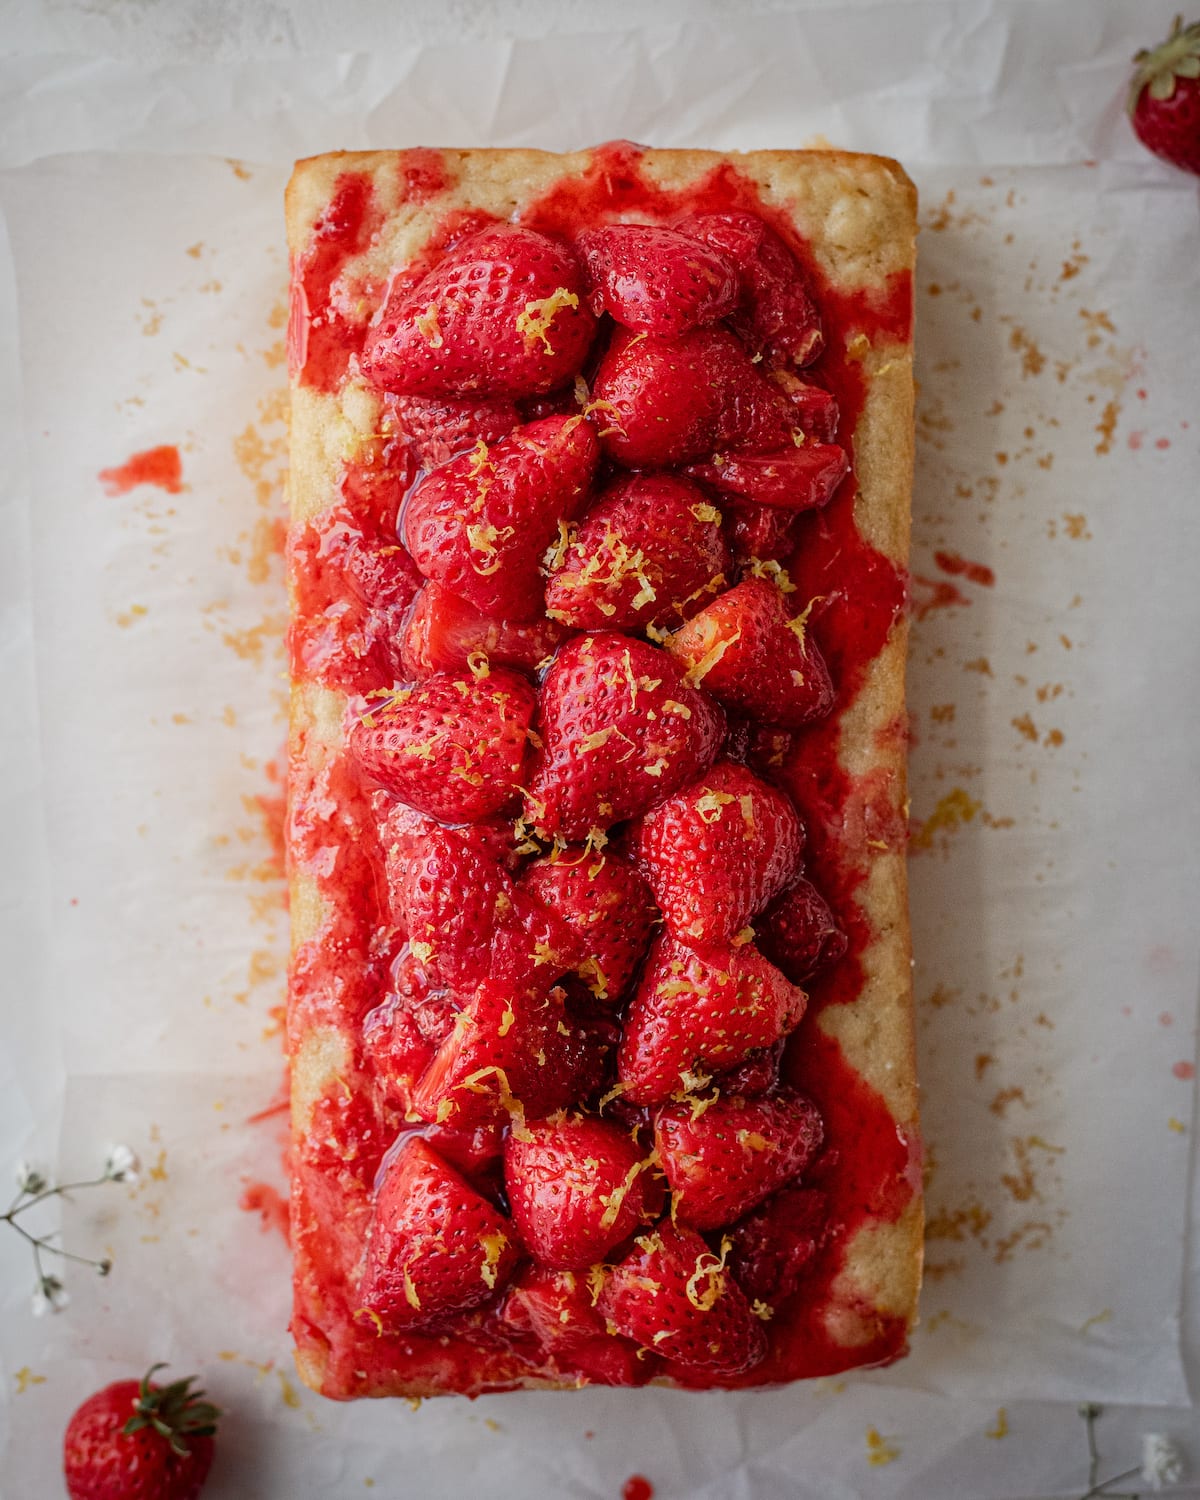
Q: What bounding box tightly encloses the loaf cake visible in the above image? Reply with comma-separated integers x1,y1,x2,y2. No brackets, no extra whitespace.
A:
284,143,921,1397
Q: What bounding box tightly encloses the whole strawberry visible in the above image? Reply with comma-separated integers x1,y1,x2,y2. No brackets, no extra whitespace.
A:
63,1365,218,1500
1128,17,1200,175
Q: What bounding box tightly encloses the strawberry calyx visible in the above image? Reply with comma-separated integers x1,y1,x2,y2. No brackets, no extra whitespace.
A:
121,1364,220,1459
1128,15,1200,112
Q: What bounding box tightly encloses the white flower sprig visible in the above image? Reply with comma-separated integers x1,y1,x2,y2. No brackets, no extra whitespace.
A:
1077,1404,1187,1499
5,1146,140,1314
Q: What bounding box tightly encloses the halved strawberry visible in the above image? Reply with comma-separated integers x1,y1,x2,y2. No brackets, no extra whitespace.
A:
504,1115,664,1269
664,577,834,730
591,325,797,468
525,632,725,840
388,392,520,470
598,1220,766,1376
684,443,849,511
362,225,597,398
630,760,803,946
726,1185,829,1305
769,370,840,442
576,223,739,336
411,981,600,1129
544,474,729,631
401,581,572,677
393,1117,506,1181
359,1138,519,1330
403,415,599,621
677,211,824,368
618,933,807,1104
654,1088,824,1231
519,847,658,1004
349,667,535,822
722,501,802,569
756,876,848,983
388,821,582,992
499,1266,648,1386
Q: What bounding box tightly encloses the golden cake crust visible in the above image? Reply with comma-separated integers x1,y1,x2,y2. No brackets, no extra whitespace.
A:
285,146,920,1398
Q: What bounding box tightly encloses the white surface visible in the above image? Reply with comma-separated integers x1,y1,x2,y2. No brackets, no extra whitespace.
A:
1,2,1199,1497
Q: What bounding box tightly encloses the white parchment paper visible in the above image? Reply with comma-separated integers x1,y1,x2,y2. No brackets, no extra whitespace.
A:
2,3,1199,1496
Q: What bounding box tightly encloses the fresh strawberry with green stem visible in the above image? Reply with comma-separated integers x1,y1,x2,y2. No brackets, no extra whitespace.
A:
499,1266,649,1386
359,1138,519,1330
756,875,848,983
504,1114,665,1269
1128,16,1200,176
676,210,824,368
726,1185,829,1305
362,224,597,398
63,1364,218,1500
684,442,849,511
591,325,799,469
598,1220,767,1376
544,473,729,631
403,414,599,621
631,759,804,946
576,223,740,336
618,932,807,1104
654,1087,824,1231
525,632,725,840
401,581,572,677
665,576,835,730
519,847,658,1003
349,666,536,822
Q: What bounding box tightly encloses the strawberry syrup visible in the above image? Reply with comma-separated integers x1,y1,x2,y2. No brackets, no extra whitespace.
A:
287,141,917,1391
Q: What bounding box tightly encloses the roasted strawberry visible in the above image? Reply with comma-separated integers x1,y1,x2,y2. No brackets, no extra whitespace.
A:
665,577,834,730
525,632,725,840
388,392,520,470
726,1185,829,1305
63,1365,218,1500
387,821,582,992
544,474,729,631
402,581,572,677
598,1221,766,1376
756,876,848,983
722,501,802,569
412,981,598,1129
349,667,535,822
359,1138,519,1329
769,370,840,442
499,1267,648,1386
591,325,797,468
684,442,849,512
719,1040,786,1098
654,1088,824,1231
362,225,597,398
390,1117,506,1181
403,415,599,621
576,223,739,336
362,959,458,1107
618,933,807,1104
504,1115,664,1269
519,847,658,1003
1128,17,1200,176
631,760,804,946
677,210,824,368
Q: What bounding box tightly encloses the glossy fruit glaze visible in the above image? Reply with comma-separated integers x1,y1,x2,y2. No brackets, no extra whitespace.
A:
286,141,916,1395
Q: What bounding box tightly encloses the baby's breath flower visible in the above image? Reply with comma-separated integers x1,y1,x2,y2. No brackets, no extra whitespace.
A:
15,1161,48,1196
1142,1432,1185,1490
31,1276,70,1317
103,1145,140,1185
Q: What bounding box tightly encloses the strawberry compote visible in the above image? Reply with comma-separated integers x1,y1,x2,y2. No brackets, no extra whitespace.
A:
287,143,918,1396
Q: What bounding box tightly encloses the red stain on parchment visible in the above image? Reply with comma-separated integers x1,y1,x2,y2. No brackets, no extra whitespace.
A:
1172,1062,1195,1081
910,575,971,622
934,551,995,587
99,444,183,496
239,1181,290,1241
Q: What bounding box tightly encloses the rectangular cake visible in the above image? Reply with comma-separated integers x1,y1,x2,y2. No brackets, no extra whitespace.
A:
284,143,921,1397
